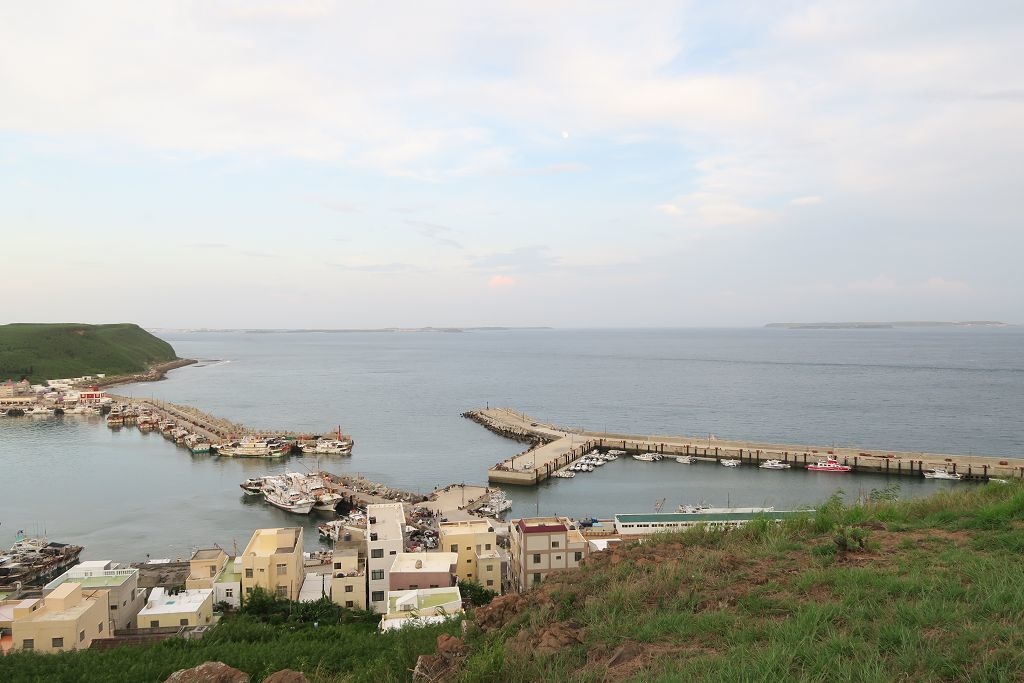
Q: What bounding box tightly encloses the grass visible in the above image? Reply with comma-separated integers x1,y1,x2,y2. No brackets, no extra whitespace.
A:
452,481,1024,681
0,323,178,383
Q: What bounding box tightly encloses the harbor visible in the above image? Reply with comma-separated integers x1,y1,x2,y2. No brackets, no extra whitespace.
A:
473,407,1021,485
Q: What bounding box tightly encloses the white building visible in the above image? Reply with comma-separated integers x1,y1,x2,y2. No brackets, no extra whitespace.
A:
137,588,214,629
44,561,145,632
380,586,463,631
366,503,406,613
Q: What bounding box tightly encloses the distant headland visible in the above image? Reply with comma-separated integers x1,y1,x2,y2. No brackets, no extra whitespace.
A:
0,323,188,384
766,321,1008,330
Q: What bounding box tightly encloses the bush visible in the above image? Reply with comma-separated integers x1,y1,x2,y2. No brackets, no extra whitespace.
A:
833,525,869,552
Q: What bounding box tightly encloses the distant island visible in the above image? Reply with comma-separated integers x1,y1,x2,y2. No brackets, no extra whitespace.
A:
766,321,1007,330
0,323,185,383
149,327,554,334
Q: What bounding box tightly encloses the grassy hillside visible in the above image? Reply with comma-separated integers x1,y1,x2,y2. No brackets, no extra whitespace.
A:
436,482,1024,681
0,323,179,383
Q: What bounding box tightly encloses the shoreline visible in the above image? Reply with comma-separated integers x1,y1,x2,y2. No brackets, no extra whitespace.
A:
87,358,198,389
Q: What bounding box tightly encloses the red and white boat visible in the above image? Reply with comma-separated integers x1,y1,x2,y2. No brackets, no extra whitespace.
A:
806,457,852,472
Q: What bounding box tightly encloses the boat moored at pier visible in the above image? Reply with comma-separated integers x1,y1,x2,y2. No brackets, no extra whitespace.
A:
924,467,962,480
806,457,852,472
759,459,791,470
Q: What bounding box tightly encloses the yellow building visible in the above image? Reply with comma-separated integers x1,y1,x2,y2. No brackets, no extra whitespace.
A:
9,582,109,653
187,548,242,608
329,548,367,611
240,527,304,601
136,588,213,628
438,519,502,593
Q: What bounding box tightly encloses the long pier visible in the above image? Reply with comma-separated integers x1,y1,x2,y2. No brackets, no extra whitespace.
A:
471,407,1022,486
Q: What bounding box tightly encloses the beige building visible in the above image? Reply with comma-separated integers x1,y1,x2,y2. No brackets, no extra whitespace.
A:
240,527,304,601
137,587,214,628
388,552,457,591
366,504,406,613
438,519,501,592
330,548,367,611
186,548,242,608
44,560,145,631
380,586,463,631
9,583,109,653
509,517,589,592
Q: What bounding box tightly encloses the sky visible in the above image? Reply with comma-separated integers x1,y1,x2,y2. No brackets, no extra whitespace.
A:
2,1,1022,328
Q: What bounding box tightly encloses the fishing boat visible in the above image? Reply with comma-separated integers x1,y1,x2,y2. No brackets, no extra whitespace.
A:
759,459,791,470
262,483,315,514
105,408,124,426
632,453,662,462
0,534,84,588
552,470,576,478
675,456,694,464
721,459,741,467
806,457,852,473
239,477,268,495
923,467,962,480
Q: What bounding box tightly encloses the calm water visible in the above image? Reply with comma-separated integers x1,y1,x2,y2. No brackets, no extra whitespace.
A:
2,327,1022,561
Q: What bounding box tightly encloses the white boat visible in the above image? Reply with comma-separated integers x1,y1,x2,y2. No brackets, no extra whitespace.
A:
552,470,576,478
678,504,775,514
721,459,741,467
632,453,662,462
759,459,791,470
263,484,315,514
675,456,694,464
486,490,512,513
924,467,962,480
239,477,268,495
283,472,343,510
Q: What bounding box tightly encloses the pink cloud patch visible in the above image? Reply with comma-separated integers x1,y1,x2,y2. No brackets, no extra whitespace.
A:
488,275,517,288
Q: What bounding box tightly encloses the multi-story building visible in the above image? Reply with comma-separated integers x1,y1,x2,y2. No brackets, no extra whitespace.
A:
240,527,304,601
186,548,242,608
387,553,457,591
9,582,109,653
136,587,214,628
509,517,589,592
44,560,145,631
438,519,502,592
329,548,366,611
366,503,406,613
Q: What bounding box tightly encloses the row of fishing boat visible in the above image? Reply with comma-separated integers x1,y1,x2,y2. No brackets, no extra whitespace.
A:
240,472,343,514
633,451,964,479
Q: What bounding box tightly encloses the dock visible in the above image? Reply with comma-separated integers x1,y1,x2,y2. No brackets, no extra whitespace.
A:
471,407,1022,486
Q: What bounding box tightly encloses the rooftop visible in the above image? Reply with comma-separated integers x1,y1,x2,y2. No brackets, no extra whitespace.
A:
367,503,406,542
138,587,213,616
438,519,495,534
387,587,461,612
516,517,569,534
191,548,224,561
244,528,302,557
216,562,241,585
390,552,457,574
45,563,137,591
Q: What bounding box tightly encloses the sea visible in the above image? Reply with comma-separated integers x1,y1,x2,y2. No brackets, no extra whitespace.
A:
2,327,1022,562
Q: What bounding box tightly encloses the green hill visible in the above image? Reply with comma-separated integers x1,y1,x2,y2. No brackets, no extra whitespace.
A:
0,323,179,383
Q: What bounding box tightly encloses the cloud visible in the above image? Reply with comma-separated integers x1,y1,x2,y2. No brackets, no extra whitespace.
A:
789,195,823,206
404,220,463,249
656,203,682,215
473,246,558,273
657,193,773,229
328,261,422,273
487,275,518,288
318,200,363,214
187,242,229,249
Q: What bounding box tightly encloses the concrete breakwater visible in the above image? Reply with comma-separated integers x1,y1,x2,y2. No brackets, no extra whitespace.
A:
469,407,1022,486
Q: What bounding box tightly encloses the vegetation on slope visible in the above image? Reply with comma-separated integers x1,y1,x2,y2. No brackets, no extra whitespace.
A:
439,482,1024,681
0,323,178,383
0,589,459,683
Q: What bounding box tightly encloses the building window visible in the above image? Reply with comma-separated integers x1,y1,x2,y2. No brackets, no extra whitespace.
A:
245,587,253,594
371,549,384,558
150,620,160,628
225,589,234,598
345,584,353,593
410,584,419,589
371,591,384,602
22,639,33,650
486,564,493,572
466,559,472,563
551,541,560,548
110,604,118,610
389,550,396,555
180,618,189,626
485,543,491,550
486,580,494,587
345,600,353,608
371,569,384,580
79,630,85,642
575,552,583,562
450,544,458,553
555,555,561,561
276,563,287,575
210,566,217,576
334,562,343,570
245,568,253,578
98,622,104,633
532,573,541,584
276,585,288,597
533,554,541,564
51,637,64,648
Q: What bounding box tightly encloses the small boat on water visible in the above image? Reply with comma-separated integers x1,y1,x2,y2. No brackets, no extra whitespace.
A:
721,459,741,467
675,456,694,464
924,467,962,480
759,459,791,470
263,483,315,514
240,477,268,495
632,453,662,462
806,457,852,473
552,470,576,478
678,504,775,514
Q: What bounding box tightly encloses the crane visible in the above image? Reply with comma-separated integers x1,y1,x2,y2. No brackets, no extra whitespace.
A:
654,498,666,513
